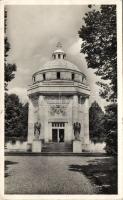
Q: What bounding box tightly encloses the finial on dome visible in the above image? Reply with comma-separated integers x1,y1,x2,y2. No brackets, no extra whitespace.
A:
52,42,66,60
56,42,62,49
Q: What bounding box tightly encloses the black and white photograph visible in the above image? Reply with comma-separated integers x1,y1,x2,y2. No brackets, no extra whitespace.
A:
0,0,122,199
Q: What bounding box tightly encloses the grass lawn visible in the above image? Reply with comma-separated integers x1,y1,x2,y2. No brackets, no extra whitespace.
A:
5,155,117,194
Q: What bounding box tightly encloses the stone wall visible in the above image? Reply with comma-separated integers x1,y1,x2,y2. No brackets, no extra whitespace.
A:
33,70,87,84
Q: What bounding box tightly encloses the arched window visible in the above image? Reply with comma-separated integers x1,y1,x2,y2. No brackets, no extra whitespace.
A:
57,72,60,79
58,54,60,59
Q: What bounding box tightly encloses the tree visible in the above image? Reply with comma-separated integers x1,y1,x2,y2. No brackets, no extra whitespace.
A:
78,5,117,155
104,103,117,155
78,5,117,102
5,93,28,139
4,9,16,90
19,102,28,138
89,101,105,143
4,10,28,141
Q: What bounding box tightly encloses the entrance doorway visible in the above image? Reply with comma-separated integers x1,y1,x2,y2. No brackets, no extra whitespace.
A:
52,122,65,143
52,129,64,143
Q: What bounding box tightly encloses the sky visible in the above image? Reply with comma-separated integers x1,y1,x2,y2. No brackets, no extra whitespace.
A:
6,5,108,109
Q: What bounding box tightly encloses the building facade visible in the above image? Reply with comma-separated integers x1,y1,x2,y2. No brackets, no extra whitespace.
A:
27,43,90,152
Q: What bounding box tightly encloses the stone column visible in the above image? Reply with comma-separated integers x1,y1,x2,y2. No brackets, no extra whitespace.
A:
72,94,83,152
72,94,79,122
39,96,49,143
79,103,84,143
44,104,49,142
27,98,34,144
83,97,90,146
67,100,73,141
38,95,44,140
48,122,52,142
72,94,79,141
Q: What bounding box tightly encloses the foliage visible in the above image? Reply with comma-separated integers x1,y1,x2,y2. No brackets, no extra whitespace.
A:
4,10,27,141
5,93,28,139
78,5,117,102
4,9,17,90
79,5,117,155
89,101,105,143
104,103,117,155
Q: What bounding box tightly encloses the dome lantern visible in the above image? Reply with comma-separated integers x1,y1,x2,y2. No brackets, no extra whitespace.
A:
52,42,66,60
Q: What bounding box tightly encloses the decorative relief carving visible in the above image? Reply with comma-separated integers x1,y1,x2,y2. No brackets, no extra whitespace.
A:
49,104,66,116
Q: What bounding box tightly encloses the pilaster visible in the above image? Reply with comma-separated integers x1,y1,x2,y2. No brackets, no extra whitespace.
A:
83,97,90,144
79,103,84,143
28,98,34,143
39,95,49,142
38,95,44,140
72,94,79,123
66,100,73,141
44,104,49,142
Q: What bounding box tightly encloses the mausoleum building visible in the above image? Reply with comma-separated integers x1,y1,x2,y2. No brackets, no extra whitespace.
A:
27,43,90,152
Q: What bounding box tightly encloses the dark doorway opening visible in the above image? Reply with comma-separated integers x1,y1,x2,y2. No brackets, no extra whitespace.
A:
59,129,64,142
52,129,64,142
52,129,58,142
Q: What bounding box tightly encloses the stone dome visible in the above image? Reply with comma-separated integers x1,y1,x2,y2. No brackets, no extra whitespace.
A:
32,43,87,85
39,59,81,73
38,42,81,73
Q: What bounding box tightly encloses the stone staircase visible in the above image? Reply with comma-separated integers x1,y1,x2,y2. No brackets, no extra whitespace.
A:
42,142,73,152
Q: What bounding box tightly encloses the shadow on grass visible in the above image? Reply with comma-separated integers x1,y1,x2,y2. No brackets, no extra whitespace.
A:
69,157,117,194
5,160,18,178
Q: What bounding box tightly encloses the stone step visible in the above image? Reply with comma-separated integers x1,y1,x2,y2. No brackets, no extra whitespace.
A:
42,142,73,152
5,152,108,156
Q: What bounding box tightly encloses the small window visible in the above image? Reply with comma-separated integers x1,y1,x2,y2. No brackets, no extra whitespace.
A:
72,73,74,80
43,73,46,80
54,54,56,59
33,76,35,82
57,72,60,79
58,54,60,59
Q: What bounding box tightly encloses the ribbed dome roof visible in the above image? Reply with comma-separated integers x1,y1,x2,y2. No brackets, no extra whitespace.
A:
37,42,82,73
39,59,81,72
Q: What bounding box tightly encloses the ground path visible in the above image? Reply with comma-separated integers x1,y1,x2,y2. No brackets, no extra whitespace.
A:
5,156,110,194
